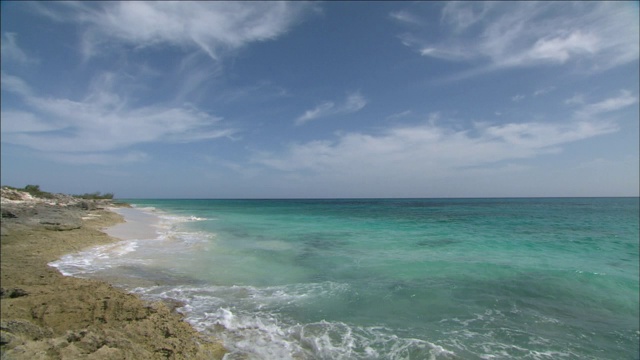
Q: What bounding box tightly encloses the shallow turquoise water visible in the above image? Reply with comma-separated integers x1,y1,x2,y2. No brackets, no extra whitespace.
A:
52,198,639,359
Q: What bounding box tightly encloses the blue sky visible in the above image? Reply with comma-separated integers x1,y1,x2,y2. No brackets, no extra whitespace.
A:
1,1,638,198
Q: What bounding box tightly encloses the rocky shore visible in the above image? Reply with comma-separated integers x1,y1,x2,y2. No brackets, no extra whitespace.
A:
0,188,226,359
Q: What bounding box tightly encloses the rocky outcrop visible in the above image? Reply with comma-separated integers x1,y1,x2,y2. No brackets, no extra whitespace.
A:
1,203,83,231
0,187,80,206
0,288,29,299
40,219,83,231
2,189,85,232
0,189,226,359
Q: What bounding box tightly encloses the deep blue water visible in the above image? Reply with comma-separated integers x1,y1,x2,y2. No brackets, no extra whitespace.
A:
52,198,639,359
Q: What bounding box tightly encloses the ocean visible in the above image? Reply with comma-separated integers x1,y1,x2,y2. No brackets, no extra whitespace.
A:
50,198,639,359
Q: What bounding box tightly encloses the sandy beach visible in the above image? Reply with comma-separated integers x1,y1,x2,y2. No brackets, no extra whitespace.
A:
0,189,225,359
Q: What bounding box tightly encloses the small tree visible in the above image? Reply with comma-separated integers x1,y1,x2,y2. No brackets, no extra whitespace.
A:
23,184,55,199
74,191,115,200
24,184,41,194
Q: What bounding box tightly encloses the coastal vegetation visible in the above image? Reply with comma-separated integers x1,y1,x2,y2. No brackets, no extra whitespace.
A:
1,185,114,200
74,191,115,200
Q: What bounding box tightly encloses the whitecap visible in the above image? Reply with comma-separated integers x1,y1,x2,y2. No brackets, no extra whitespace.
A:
129,282,456,360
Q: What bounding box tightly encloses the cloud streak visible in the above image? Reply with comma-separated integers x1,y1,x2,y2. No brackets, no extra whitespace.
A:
295,92,367,125
389,11,423,26
34,2,314,60
578,90,637,117
256,91,631,190
1,73,236,163
257,119,617,174
1,32,38,65
397,2,639,75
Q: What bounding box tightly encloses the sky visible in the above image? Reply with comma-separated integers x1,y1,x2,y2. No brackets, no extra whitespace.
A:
1,1,639,198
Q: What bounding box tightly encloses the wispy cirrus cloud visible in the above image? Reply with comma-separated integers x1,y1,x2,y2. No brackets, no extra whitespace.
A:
533,86,555,97
3,2,314,165
389,10,423,26
511,94,525,102
257,118,617,173
396,2,639,75
33,2,315,60
1,72,236,163
564,94,585,106
46,151,150,166
0,32,38,65
509,87,555,102
295,92,367,126
574,90,637,118
256,91,629,190
1,71,34,96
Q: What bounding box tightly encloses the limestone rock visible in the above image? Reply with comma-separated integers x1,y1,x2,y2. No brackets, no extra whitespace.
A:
0,320,53,341
0,288,29,299
1,208,17,218
78,201,97,211
40,219,83,231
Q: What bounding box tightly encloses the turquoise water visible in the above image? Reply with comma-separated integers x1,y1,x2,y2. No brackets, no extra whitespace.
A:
52,198,639,359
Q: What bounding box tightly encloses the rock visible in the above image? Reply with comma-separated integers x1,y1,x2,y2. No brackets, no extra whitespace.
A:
78,201,97,211
1,208,18,218
0,329,19,346
0,193,227,359
0,188,34,201
0,320,53,341
0,205,38,220
38,211,83,230
40,219,83,231
0,288,29,299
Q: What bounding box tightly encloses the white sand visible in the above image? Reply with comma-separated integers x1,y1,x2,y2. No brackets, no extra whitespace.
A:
104,207,160,240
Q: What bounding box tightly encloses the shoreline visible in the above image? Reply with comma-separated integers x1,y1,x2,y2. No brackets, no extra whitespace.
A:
0,190,225,359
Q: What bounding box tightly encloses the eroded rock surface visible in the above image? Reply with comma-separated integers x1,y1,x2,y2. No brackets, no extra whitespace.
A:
1,189,225,359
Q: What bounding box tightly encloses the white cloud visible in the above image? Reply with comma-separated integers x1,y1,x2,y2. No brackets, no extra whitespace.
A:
389,11,423,26
256,117,617,177
0,32,38,65
386,110,413,121
419,47,470,61
35,2,314,60
0,110,64,133
566,90,638,119
511,94,525,102
254,91,632,194
523,31,598,64
533,86,555,97
400,2,639,74
47,151,149,166
296,102,335,125
295,92,367,125
564,94,585,106
1,73,236,159
579,90,637,117
440,1,493,33
1,71,33,96
174,53,224,102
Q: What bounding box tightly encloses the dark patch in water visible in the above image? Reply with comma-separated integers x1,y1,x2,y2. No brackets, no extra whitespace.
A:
114,265,202,286
299,232,350,250
416,238,460,247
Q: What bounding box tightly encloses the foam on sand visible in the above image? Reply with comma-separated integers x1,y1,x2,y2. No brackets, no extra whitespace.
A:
104,207,162,240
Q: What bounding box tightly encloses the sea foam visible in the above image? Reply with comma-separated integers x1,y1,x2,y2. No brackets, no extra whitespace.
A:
50,198,640,359
131,282,457,360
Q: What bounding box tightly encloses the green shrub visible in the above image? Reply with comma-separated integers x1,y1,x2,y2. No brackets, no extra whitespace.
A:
23,184,55,199
74,191,115,200
1,184,115,200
